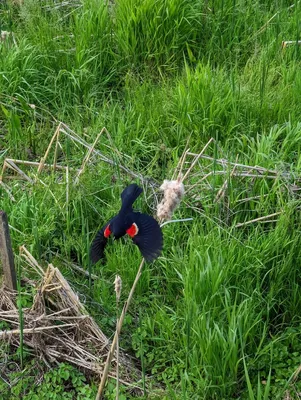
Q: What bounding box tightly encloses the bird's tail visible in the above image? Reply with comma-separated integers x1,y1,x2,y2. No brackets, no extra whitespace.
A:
120,183,143,211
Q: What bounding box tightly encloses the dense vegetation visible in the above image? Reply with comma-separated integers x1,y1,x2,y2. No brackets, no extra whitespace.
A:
1,0,301,398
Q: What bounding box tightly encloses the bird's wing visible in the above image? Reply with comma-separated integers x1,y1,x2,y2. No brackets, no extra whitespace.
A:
127,212,163,262
90,222,111,264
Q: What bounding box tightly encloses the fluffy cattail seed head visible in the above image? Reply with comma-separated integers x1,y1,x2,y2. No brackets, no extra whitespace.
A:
1,31,10,41
114,275,122,302
156,178,185,222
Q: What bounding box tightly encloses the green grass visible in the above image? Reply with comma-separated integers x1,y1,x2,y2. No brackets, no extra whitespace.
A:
1,0,301,398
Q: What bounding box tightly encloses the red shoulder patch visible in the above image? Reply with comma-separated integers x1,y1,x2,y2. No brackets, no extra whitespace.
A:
126,223,139,238
104,225,112,238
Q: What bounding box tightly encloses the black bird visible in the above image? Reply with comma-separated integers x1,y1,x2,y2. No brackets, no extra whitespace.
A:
90,184,163,263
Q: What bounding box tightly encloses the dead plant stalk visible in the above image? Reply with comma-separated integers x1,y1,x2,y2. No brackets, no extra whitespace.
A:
96,258,145,399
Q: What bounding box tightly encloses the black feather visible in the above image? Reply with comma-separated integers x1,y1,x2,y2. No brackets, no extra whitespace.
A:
120,183,143,212
90,224,109,264
131,212,163,262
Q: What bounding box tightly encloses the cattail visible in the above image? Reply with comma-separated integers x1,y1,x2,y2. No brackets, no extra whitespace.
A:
1,31,10,41
114,275,122,302
157,178,185,222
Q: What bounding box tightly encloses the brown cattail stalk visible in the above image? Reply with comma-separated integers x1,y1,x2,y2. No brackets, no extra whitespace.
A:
114,275,122,400
96,259,145,400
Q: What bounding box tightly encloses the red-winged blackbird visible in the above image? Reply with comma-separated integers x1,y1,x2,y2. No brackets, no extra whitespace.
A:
90,184,163,263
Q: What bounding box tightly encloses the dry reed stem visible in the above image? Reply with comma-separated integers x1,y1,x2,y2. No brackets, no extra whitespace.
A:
116,325,119,400
234,212,282,228
176,148,190,181
185,170,290,199
48,251,99,280
74,129,105,185
292,364,301,382
19,245,45,276
96,258,145,399
235,194,269,204
53,129,61,170
171,134,191,180
6,159,68,171
186,151,296,179
66,166,69,205
214,155,239,203
159,218,193,228
0,323,76,338
0,161,8,184
181,138,214,182
254,12,279,37
0,157,70,194
0,181,15,201
60,123,155,185
282,40,301,49
5,159,33,183
114,275,122,400
68,262,98,280
37,122,62,175
0,160,7,183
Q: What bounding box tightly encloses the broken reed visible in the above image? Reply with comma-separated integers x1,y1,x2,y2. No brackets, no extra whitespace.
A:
0,251,141,387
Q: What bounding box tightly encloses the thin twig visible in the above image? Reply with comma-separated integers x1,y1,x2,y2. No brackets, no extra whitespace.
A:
0,160,7,183
186,152,295,179
53,130,61,170
235,212,282,228
282,40,301,49
5,159,68,171
0,181,15,201
214,155,238,203
182,138,214,182
253,12,279,37
0,323,76,338
37,123,62,175
176,148,190,181
67,262,98,280
115,296,120,400
19,245,45,276
172,136,191,180
60,124,157,186
74,128,105,185
160,218,193,228
5,160,33,183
